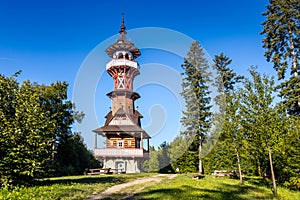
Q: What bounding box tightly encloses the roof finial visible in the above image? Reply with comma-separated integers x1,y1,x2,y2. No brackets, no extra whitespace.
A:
119,12,126,35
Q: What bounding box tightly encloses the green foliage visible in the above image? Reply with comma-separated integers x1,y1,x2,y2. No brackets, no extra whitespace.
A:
262,0,300,116
142,146,160,173
238,68,291,195
143,142,174,173
0,72,97,187
203,140,237,174
273,116,300,188
0,75,57,186
207,53,245,184
261,0,300,80
213,53,244,93
53,133,100,176
277,76,300,116
168,136,189,164
284,177,300,191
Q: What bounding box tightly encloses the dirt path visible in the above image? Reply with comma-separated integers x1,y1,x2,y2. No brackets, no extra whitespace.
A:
85,174,177,200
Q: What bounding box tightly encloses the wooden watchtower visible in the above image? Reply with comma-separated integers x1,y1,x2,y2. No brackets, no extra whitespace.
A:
93,15,150,173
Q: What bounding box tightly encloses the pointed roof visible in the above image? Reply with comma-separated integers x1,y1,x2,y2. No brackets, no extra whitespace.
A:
105,13,141,59
103,107,142,126
93,107,150,139
93,125,150,139
119,12,126,35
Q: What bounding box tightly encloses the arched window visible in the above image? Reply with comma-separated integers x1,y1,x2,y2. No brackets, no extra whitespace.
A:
117,52,124,59
125,53,129,59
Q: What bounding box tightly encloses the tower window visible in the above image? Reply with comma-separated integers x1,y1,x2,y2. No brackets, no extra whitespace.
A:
118,141,124,148
117,52,123,59
117,76,125,89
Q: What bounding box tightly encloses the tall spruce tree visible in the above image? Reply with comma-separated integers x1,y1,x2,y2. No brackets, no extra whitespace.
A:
213,53,244,184
214,53,243,93
261,0,300,79
181,41,212,174
261,0,300,115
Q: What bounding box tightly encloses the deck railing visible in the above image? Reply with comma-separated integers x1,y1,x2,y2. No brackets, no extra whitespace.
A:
94,148,149,158
106,59,138,70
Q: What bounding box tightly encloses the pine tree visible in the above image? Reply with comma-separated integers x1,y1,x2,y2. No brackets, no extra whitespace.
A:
261,0,300,115
261,0,300,79
277,76,300,116
214,53,243,93
181,41,212,174
213,53,244,184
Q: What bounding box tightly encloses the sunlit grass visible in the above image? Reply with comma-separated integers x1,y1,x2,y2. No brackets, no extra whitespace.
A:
0,173,154,200
1,174,299,200
134,175,300,200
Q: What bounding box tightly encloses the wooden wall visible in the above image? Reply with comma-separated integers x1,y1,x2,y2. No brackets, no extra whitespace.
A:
106,137,136,148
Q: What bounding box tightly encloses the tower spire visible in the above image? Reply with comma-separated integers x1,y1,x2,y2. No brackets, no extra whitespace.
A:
119,12,126,35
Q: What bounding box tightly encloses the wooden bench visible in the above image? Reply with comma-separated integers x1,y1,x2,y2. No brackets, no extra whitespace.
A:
87,168,112,175
110,168,126,174
192,174,205,179
213,170,238,178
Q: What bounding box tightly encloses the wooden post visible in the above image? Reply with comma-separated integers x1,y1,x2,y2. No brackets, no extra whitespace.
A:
147,138,149,151
141,132,143,149
94,133,97,149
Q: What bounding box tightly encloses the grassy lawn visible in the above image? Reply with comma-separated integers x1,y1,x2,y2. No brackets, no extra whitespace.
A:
0,173,153,200
1,174,299,200
133,174,300,200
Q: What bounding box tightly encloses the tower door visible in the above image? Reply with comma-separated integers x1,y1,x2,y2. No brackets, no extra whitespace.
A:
116,161,126,173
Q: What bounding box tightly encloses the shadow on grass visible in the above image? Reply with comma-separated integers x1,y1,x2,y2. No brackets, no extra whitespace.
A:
134,182,274,200
243,176,273,188
35,175,125,187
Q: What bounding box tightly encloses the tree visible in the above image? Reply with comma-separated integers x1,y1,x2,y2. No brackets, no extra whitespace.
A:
157,141,173,173
261,0,300,79
239,68,284,196
274,115,300,190
0,75,56,186
0,72,95,187
213,53,244,184
54,132,100,176
181,41,212,174
213,53,243,92
142,146,159,173
168,135,190,172
277,76,300,116
261,0,300,116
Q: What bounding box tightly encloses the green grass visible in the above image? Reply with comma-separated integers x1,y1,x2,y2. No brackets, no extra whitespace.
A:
1,174,299,200
0,173,153,200
134,175,300,200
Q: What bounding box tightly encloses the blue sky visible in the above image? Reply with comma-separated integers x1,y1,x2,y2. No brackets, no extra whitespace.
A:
0,0,274,150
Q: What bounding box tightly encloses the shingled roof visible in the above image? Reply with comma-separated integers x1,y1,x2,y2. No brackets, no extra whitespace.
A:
94,107,150,139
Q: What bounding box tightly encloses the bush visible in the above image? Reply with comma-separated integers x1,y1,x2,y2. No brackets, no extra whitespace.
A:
284,177,300,191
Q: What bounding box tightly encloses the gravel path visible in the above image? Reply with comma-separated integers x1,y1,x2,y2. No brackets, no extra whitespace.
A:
84,174,177,200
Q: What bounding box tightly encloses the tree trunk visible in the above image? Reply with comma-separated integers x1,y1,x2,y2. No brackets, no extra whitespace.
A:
257,159,262,177
234,145,243,185
268,144,277,196
288,27,298,77
199,135,203,174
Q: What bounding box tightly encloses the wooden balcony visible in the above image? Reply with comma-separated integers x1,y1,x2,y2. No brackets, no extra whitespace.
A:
94,148,149,158
106,59,139,70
